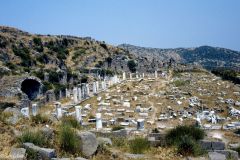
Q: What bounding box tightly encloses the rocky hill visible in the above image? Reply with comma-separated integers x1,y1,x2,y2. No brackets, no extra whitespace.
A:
119,44,240,70
0,26,131,76
0,26,163,104
1,26,168,80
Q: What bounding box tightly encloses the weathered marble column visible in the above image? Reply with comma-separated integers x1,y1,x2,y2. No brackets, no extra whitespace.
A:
32,103,38,116
155,70,158,78
96,113,102,130
77,87,82,102
136,73,139,79
75,105,82,123
92,82,97,94
122,72,126,81
86,83,90,97
54,102,62,119
73,87,78,104
137,119,144,130
96,81,99,93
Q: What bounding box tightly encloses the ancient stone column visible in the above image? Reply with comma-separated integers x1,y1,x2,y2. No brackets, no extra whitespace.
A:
59,90,62,99
73,87,78,104
136,73,139,79
122,72,126,81
32,103,38,116
130,73,132,80
96,81,99,92
101,81,106,90
75,105,82,123
77,87,82,102
65,88,70,98
142,73,145,78
86,83,90,96
92,82,97,94
155,70,158,78
54,102,62,119
96,113,102,130
137,119,144,130
81,84,86,99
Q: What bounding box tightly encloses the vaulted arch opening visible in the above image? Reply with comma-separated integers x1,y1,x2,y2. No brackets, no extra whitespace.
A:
21,79,41,100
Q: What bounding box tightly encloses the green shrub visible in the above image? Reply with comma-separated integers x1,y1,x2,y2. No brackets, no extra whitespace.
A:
106,69,114,76
42,81,53,93
32,70,44,80
106,57,112,67
36,53,48,64
33,37,42,46
100,43,108,50
166,125,204,145
127,60,137,73
177,135,203,156
0,35,8,48
31,114,49,124
72,49,86,60
62,116,80,129
112,137,128,148
172,71,182,77
129,137,150,154
18,130,48,147
173,80,190,87
12,45,32,67
5,62,17,70
0,102,15,110
95,61,103,68
112,126,124,131
48,71,61,83
53,83,67,98
58,124,80,153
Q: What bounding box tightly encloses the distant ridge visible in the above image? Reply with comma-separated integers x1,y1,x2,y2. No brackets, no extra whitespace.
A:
119,44,240,70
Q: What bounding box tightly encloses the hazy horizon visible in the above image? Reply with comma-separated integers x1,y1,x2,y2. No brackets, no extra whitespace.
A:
0,0,240,51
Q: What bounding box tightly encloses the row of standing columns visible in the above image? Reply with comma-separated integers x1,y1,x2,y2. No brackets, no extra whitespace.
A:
67,75,121,105
122,71,159,81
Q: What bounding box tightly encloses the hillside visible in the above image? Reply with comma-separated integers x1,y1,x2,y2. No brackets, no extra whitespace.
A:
119,44,240,70
0,26,133,77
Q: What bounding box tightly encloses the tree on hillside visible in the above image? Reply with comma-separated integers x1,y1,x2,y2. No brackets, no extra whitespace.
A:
128,60,137,73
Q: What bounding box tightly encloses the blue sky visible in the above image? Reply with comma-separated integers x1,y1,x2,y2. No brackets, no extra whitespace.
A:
0,0,240,51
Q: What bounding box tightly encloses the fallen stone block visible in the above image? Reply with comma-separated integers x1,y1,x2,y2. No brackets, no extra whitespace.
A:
214,150,239,160
75,157,88,160
77,131,98,157
51,158,70,160
10,148,26,160
112,129,128,137
199,140,225,151
124,153,145,159
199,140,212,150
97,137,112,146
39,148,56,160
148,133,166,147
208,152,226,160
23,142,56,160
211,141,225,150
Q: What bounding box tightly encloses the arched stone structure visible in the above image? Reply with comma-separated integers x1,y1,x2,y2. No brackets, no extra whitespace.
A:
20,77,42,100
